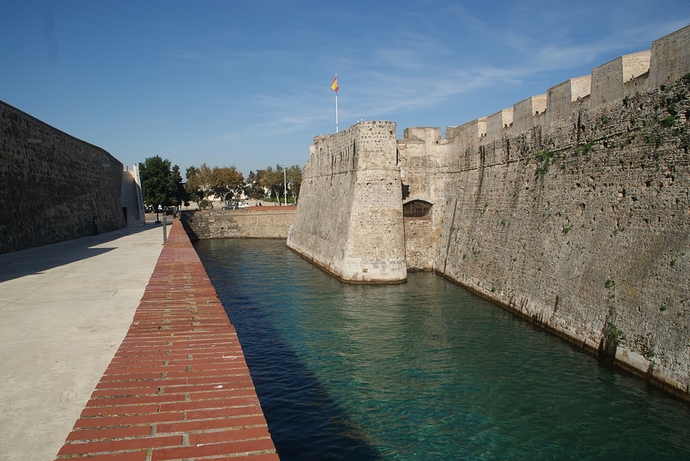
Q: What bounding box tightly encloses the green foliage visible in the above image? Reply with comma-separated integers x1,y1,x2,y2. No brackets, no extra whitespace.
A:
249,164,303,204
604,279,616,301
534,163,549,178
604,321,626,346
534,148,555,179
562,226,572,234
663,115,676,127
139,156,183,209
667,102,678,117
186,163,244,204
210,166,244,201
185,164,212,200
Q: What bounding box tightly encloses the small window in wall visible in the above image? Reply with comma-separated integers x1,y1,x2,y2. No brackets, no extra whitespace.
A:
403,200,432,218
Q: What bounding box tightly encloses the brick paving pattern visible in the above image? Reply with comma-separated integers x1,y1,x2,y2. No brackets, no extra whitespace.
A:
55,219,279,460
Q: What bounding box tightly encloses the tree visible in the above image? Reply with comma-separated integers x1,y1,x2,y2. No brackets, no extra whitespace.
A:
139,156,180,211
210,166,244,203
185,166,204,204
256,166,284,204
244,170,267,199
253,164,302,204
185,163,213,201
197,163,213,198
171,165,187,206
286,164,302,203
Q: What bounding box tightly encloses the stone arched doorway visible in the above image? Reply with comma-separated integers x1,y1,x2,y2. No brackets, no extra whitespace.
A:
402,200,433,270
403,199,432,218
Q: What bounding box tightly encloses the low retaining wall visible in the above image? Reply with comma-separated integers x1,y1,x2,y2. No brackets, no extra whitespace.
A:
54,219,279,460
181,208,295,240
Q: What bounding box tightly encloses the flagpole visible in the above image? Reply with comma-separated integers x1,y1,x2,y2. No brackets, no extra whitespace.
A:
334,73,339,133
335,91,339,133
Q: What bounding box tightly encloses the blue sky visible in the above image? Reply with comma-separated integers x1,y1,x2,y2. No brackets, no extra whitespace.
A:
2,1,689,178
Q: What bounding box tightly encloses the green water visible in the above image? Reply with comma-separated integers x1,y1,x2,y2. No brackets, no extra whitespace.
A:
195,238,690,461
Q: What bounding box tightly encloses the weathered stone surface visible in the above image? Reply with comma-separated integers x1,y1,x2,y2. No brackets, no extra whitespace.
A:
292,25,690,399
287,121,407,283
180,208,295,240
432,78,690,399
0,101,125,253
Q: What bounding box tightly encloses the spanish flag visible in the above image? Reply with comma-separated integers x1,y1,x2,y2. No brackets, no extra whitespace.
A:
331,75,339,93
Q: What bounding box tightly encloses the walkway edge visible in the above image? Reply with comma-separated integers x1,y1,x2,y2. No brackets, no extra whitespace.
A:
54,219,279,461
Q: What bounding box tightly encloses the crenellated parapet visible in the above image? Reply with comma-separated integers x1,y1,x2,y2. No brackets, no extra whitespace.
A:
650,24,690,88
590,50,651,109
512,94,547,134
485,108,513,144
404,24,690,156
292,24,690,399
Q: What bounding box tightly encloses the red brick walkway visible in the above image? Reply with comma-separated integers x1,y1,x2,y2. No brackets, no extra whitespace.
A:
55,219,279,461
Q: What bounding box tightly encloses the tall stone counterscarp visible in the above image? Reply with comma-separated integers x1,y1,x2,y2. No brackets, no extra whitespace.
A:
287,121,407,283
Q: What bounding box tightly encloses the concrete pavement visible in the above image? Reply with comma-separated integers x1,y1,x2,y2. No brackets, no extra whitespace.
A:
52,219,278,461
0,224,165,461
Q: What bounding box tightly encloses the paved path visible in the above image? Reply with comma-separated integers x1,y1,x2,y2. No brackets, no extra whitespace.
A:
51,220,278,460
0,224,165,461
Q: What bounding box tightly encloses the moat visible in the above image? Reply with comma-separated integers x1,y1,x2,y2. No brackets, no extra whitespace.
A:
195,239,690,461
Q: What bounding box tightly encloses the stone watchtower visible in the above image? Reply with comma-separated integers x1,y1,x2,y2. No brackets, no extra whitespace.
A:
287,121,407,283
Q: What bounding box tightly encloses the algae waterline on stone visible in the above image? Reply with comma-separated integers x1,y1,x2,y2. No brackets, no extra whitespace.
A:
196,238,690,461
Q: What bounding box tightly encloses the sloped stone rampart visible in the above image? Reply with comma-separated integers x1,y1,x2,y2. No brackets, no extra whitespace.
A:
287,121,407,283
0,101,125,253
433,78,690,400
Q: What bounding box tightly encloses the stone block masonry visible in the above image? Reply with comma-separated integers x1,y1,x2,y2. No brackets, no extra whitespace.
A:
180,208,295,240
0,101,126,253
54,219,279,460
292,24,690,400
409,25,690,400
287,121,407,283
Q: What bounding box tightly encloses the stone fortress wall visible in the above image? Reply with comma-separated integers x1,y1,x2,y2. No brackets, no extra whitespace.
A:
290,25,690,399
0,101,126,253
287,121,407,283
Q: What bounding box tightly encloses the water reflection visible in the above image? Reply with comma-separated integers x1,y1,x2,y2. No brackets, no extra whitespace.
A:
196,239,690,461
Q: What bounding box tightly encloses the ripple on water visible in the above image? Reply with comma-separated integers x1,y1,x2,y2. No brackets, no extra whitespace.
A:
195,239,690,461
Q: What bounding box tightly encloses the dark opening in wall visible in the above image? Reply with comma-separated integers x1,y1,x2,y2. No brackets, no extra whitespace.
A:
403,200,432,218
402,183,410,200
